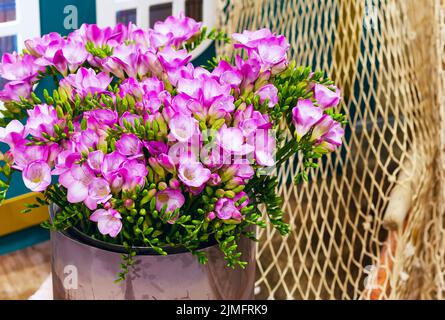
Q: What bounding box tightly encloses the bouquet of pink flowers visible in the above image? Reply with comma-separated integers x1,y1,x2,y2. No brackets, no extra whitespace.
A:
0,14,345,280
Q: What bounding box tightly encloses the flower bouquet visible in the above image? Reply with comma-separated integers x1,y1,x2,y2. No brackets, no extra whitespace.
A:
0,14,345,298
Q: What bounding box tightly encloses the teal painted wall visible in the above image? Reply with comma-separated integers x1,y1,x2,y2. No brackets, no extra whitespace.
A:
39,0,96,35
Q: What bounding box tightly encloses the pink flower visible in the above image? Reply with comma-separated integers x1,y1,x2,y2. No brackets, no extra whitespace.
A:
0,120,27,148
158,46,191,71
236,164,255,180
61,67,112,98
314,84,341,110
26,104,61,139
59,164,95,203
101,151,127,181
87,150,104,173
22,160,51,192
252,129,276,167
85,177,112,210
144,140,168,156
11,142,49,171
61,41,89,72
169,113,198,142
232,29,275,49
316,121,344,153
292,99,324,140
69,24,114,47
178,161,211,188
155,188,185,213
119,111,141,127
212,60,243,88
90,209,122,238
153,13,202,47
115,134,143,158
233,29,289,74
52,150,80,175
311,114,335,142
120,159,148,191
0,52,43,82
158,153,176,174
255,84,278,108
0,80,32,102
74,129,99,153
215,198,242,221
25,32,65,57
85,109,118,131
217,127,254,155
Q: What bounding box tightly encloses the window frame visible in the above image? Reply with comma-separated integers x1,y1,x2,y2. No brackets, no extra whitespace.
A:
0,0,41,52
96,0,216,58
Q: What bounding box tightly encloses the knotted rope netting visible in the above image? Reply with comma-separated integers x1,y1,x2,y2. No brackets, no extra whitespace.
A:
215,0,445,299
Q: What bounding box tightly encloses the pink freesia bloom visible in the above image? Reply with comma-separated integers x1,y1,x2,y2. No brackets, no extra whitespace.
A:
11,142,49,171
85,177,112,210
85,109,118,131
232,29,275,49
236,164,255,180
59,163,95,204
0,52,43,82
311,114,336,142
62,67,112,98
101,151,127,181
0,120,27,148
215,198,242,221
208,173,222,186
74,129,99,154
155,188,185,213
255,84,279,108
115,134,143,158
316,121,344,153
212,60,243,88
62,41,89,72
69,24,114,47
292,99,324,140
26,104,61,139
144,140,168,156
178,161,211,188
169,113,198,142
158,46,191,71
23,160,52,192
120,159,148,191
158,153,176,174
314,84,341,110
217,127,254,155
52,151,80,175
0,80,32,102
119,111,141,127
87,150,105,174
25,32,65,57
153,13,202,47
90,209,122,238
233,29,289,74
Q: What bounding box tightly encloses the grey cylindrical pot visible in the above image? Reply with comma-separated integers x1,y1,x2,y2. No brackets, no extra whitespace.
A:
50,222,256,300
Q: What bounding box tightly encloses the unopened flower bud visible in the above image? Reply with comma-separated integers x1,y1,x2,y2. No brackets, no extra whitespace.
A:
225,177,244,190
207,212,216,221
124,199,134,208
158,181,168,191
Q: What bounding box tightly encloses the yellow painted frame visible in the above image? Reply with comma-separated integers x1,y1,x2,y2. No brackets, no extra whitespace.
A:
0,193,48,236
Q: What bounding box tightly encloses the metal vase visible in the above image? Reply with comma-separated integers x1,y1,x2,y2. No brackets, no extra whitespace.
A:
50,217,256,300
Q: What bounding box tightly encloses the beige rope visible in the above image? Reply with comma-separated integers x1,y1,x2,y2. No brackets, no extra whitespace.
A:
216,0,444,299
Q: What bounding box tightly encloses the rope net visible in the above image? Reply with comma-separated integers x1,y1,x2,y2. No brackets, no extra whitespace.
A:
215,0,444,300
